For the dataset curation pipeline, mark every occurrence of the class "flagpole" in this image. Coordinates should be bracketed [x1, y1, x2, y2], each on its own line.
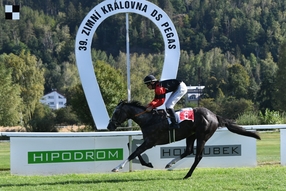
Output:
[126, 13, 132, 127]
[126, 13, 133, 172]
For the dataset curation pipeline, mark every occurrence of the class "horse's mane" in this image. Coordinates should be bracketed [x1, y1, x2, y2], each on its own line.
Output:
[122, 100, 146, 110]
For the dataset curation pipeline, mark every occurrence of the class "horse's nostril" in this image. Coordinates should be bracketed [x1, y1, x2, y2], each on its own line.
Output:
[107, 122, 117, 131]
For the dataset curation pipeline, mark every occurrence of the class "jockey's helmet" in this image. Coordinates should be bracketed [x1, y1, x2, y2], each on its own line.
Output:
[143, 75, 157, 84]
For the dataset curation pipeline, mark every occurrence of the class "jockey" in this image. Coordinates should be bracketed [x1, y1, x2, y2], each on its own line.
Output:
[143, 74, 188, 129]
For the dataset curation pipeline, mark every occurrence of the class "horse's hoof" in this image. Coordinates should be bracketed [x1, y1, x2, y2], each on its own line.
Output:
[147, 163, 153, 168]
[183, 175, 190, 179]
[112, 168, 118, 172]
[165, 164, 172, 169]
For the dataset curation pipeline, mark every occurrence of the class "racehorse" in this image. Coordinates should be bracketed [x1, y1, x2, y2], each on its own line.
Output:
[107, 100, 261, 179]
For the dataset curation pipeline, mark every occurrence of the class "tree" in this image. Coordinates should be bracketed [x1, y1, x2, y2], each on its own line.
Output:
[221, 97, 255, 120]
[54, 106, 80, 125]
[199, 98, 221, 114]
[226, 63, 250, 99]
[0, 61, 22, 126]
[274, 41, 286, 112]
[67, 60, 126, 129]
[256, 53, 278, 112]
[27, 102, 57, 132]
[130, 53, 161, 104]
[204, 76, 225, 99]
[4, 51, 45, 126]
[159, 0, 174, 17]
[94, 60, 127, 114]
[66, 84, 92, 127]
[177, 50, 194, 85]
[111, 51, 163, 105]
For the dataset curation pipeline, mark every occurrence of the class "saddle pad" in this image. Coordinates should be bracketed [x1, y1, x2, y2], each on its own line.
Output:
[175, 108, 194, 123]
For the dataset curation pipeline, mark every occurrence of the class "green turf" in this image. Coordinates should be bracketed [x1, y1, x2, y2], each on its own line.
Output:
[0, 142, 10, 170]
[257, 131, 280, 164]
[0, 166, 285, 191]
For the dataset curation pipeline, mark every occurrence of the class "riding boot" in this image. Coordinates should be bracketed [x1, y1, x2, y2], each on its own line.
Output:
[166, 108, 180, 129]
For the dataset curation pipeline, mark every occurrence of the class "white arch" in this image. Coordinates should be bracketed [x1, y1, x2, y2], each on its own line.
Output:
[75, 0, 180, 129]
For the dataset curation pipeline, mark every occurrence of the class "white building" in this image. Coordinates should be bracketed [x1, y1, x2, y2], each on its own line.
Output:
[40, 90, 66, 110]
[186, 85, 205, 102]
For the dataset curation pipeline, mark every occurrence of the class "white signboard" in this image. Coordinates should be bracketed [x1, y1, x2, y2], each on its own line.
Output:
[7, 130, 256, 175]
[75, 0, 180, 129]
[131, 131, 257, 170]
[10, 137, 130, 175]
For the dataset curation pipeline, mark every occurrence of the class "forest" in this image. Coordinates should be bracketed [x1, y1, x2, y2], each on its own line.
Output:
[1, 0, 286, 130]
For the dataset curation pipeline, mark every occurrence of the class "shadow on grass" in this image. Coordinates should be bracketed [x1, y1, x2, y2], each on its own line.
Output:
[0, 170, 185, 190]
[0, 176, 185, 188]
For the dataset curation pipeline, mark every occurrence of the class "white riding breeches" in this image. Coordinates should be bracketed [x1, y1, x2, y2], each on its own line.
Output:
[165, 82, 188, 109]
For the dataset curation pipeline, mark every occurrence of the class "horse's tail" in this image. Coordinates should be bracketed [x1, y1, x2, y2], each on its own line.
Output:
[216, 115, 261, 140]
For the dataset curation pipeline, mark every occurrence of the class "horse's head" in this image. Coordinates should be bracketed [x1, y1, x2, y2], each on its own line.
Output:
[107, 100, 147, 131]
[107, 101, 129, 131]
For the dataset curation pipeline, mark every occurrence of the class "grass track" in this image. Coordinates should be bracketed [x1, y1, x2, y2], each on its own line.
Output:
[0, 165, 285, 191]
[257, 131, 280, 164]
[0, 141, 10, 170]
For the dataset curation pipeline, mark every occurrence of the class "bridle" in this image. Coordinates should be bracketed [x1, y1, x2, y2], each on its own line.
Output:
[109, 105, 125, 126]
[109, 102, 147, 127]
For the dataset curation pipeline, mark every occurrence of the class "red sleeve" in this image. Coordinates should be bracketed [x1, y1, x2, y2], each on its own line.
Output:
[148, 85, 166, 108]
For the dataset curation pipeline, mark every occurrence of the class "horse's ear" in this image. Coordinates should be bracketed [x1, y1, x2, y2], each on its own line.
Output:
[118, 99, 127, 106]
[118, 100, 123, 105]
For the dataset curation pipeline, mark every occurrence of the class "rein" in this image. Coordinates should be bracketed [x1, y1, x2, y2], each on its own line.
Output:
[134, 110, 147, 117]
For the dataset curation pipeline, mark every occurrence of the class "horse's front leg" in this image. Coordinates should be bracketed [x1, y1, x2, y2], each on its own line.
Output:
[137, 154, 153, 168]
[112, 141, 153, 172]
[112, 159, 129, 172]
[127, 142, 153, 168]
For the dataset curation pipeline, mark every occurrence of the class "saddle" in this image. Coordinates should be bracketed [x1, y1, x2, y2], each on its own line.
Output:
[176, 108, 194, 122]
[155, 108, 194, 143]
[154, 108, 194, 123]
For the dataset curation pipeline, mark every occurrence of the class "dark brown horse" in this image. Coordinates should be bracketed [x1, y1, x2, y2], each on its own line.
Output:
[107, 100, 261, 179]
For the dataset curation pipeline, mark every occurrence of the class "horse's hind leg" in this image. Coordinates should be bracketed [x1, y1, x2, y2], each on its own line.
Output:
[183, 137, 206, 179]
[183, 122, 217, 179]
[165, 134, 196, 169]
